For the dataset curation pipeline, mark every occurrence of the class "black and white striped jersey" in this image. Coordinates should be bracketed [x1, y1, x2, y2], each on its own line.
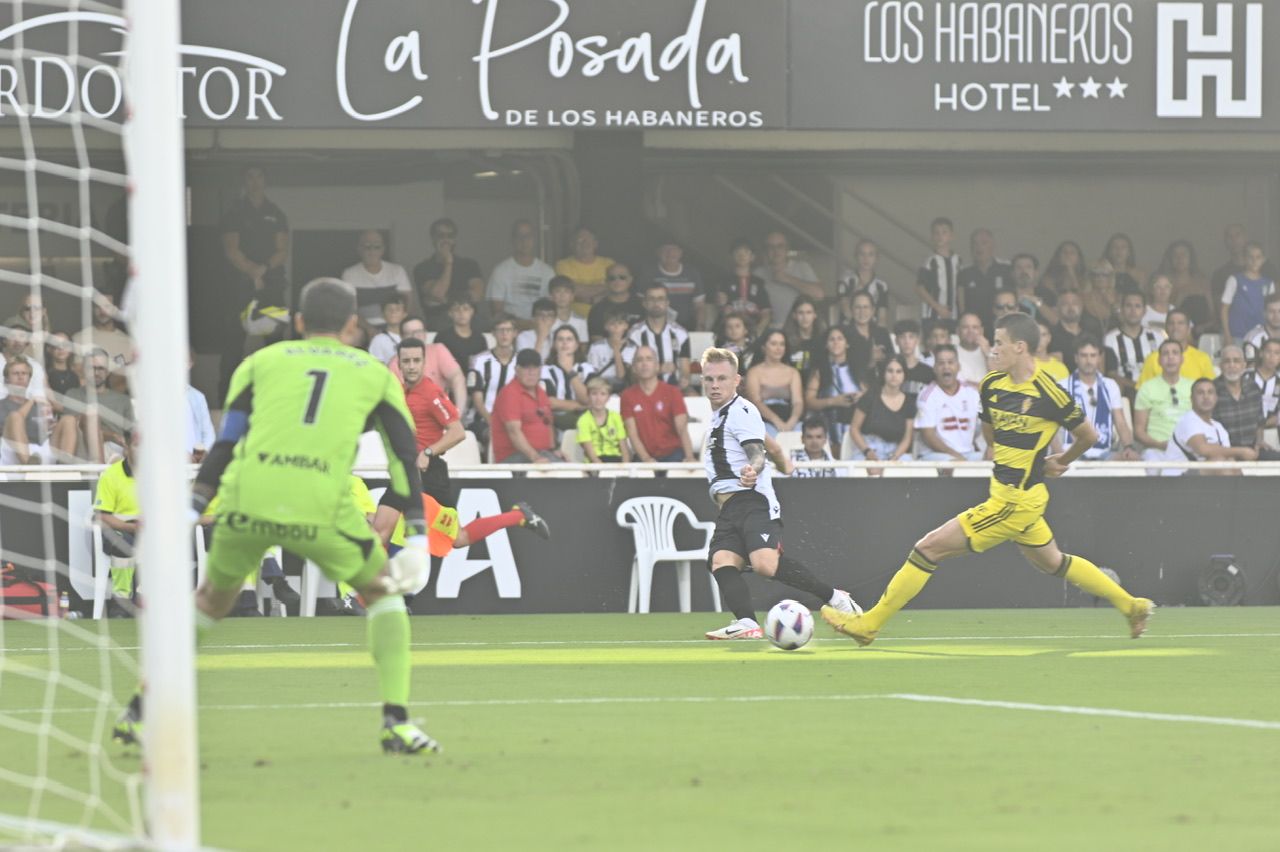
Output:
[541, 361, 593, 401]
[468, 350, 517, 412]
[704, 394, 780, 519]
[1105, 327, 1166, 383]
[917, 253, 961, 320]
[627, 319, 691, 385]
[1248, 369, 1280, 419]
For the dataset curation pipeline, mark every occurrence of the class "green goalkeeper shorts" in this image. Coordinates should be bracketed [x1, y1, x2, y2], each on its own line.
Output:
[205, 499, 387, 593]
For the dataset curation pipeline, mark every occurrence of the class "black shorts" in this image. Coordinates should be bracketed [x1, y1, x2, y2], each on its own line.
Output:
[708, 491, 783, 561]
[422, 455, 454, 508]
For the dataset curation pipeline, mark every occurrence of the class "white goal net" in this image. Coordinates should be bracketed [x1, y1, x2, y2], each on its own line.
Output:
[0, 1, 198, 848]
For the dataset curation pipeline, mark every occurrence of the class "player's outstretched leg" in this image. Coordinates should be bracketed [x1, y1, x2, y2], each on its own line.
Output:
[454, 502, 550, 548]
[364, 595, 441, 754]
[1035, 549, 1155, 638]
[705, 558, 762, 639]
[822, 548, 936, 645]
[770, 554, 860, 614]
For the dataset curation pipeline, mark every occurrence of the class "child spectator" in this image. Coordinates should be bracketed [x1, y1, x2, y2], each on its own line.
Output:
[576, 376, 630, 464]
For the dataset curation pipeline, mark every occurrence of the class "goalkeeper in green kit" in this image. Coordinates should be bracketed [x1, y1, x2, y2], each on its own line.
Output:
[114, 278, 440, 754]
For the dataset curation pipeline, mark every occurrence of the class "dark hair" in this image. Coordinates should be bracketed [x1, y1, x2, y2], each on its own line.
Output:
[893, 319, 921, 337]
[1045, 241, 1087, 290]
[923, 318, 955, 337]
[995, 312, 1040, 351]
[1264, 292, 1280, 308]
[531, 298, 556, 315]
[1158, 239, 1201, 276]
[783, 295, 826, 348]
[399, 314, 426, 331]
[801, 417, 827, 435]
[602, 309, 630, 326]
[553, 324, 581, 344]
[730, 237, 754, 254]
[1011, 252, 1039, 270]
[397, 337, 426, 355]
[448, 294, 475, 309]
[643, 282, 669, 298]
[1121, 289, 1147, 306]
[548, 275, 575, 293]
[931, 342, 958, 359]
[1166, 308, 1191, 327]
[877, 354, 909, 386]
[510, 218, 535, 240]
[1158, 338, 1184, 356]
[1260, 337, 1280, 351]
[430, 217, 458, 238]
[1103, 233, 1137, 269]
[1192, 377, 1216, 395]
[491, 314, 517, 331]
[380, 292, 407, 309]
[299, 278, 356, 334]
[809, 326, 852, 397]
[1074, 334, 1102, 354]
[930, 217, 953, 231]
[752, 329, 791, 365]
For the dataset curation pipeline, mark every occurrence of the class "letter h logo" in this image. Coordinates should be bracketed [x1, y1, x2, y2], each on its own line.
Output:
[1157, 2, 1262, 118]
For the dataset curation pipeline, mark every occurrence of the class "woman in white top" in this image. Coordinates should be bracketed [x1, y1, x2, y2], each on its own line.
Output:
[1143, 273, 1175, 333]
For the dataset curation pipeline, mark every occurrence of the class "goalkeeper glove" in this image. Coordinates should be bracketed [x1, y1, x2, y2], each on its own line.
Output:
[382, 520, 429, 595]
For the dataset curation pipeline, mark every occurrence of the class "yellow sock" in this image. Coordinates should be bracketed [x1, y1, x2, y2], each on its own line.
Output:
[1061, 555, 1134, 612]
[864, 549, 937, 629]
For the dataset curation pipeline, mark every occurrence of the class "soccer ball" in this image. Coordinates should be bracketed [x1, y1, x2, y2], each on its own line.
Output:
[765, 600, 814, 651]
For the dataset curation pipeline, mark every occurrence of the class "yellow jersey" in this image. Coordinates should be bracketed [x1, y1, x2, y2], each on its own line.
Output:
[978, 368, 1085, 505]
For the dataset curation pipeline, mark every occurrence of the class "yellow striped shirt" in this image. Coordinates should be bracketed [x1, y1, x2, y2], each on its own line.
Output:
[978, 368, 1085, 505]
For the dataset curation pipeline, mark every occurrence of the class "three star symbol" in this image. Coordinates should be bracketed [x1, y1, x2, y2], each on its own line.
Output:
[1053, 76, 1127, 100]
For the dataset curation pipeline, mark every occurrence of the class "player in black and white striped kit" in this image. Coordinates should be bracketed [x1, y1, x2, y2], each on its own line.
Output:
[700, 347, 860, 639]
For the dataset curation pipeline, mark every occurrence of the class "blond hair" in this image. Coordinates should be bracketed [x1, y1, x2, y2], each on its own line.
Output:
[700, 347, 739, 373]
[584, 375, 611, 394]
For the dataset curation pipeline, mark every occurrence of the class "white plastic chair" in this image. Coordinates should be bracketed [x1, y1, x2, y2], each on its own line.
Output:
[615, 497, 719, 614]
[773, 430, 804, 456]
[560, 429, 585, 463]
[1198, 333, 1223, 362]
[449, 430, 483, 466]
[688, 331, 715, 365]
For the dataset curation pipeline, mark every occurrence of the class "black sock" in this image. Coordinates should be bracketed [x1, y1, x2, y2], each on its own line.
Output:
[383, 703, 407, 724]
[773, 556, 835, 605]
[127, 693, 142, 719]
[711, 566, 756, 622]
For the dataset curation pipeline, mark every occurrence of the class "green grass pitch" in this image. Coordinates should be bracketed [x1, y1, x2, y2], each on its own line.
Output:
[3, 607, 1279, 851]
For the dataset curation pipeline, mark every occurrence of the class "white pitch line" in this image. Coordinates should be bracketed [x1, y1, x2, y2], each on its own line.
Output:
[6, 693, 1280, 731]
[6, 632, 1280, 654]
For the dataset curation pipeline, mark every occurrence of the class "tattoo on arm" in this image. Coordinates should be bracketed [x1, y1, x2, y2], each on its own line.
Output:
[744, 442, 767, 474]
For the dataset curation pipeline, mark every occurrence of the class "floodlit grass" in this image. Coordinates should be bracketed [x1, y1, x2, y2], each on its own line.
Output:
[3, 608, 1280, 851]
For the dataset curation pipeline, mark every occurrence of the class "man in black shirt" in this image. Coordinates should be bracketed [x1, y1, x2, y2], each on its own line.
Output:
[587, 263, 644, 340]
[434, 297, 489, 372]
[1049, 290, 1103, 374]
[413, 218, 486, 332]
[957, 228, 1011, 335]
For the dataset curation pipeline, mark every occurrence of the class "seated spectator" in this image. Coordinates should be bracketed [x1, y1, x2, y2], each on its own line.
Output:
[1144, 273, 1176, 332]
[1059, 337, 1137, 461]
[920, 319, 954, 366]
[954, 312, 991, 385]
[1243, 293, 1280, 365]
[1082, 260, 1121, 329]
[367, 293, 408, 364]
[44, 331, 80, 416]
[804, 326, 861, 450]
[991, 290, 1020, 339]
[837, 239, 889, 328]
[434, 297, 489, 372]
[715, 312, 753, 373]
[846, 290, 894, 381]
[1166, 378, 1256, 474]
[756, 230, 824, 328]
[916, 217, 960, 321]
[1247, 338, 1280, 424]
[51, 349, 132, 463]
[93, 429, 140, 615]
[643, 241, 705, 330]
[0, 360, 52, 464]
[491, 349, 562, 464]
[1137, 310, 1215, 386]
[1100, 233, 1146, 297]
[468, 316, 519, 451]
[576, 376, 630, 464]
[1105, 291, 1165, 397]
[1034, 319, 1070, 382]
[587, 310, 637, 394]
[783, 295, 824, 377]
[1220, 242, 1275, 348]
[850, 356, 916, 470]
[1010, 253, 1059, 325]
[0, 325, 46, 401]
[515, 298, 559, 362]
[547, 275, 589, 342]
[915, 344, 983, 463]
[184, 353, 215, 463]
[1212, 346, 1278, 460]
[341, 230, 413, 331]
[388, 315, 467, 413]
[1042, 240, 1087, 295]
[893, 320, 936, 395]
[541, 326, 590, 431]
[1158, 239, 1211, 328]
[72, 291, 132, 391]
[487, 219, 554, 323]
[790, 417, 844, 477]
[628, 284, 691, 390]
[1133, 340, 1194, 463]
[956, 227, 1011, 327]
[555, 225, 614, 314]
[744, 330, 804, 437]
[1048, 290, 1102, 373]
[413, 217, 485, 330]
[716, 238, 771, 336]
[621, 346, 696, 463]
[587, 263, 644, 340]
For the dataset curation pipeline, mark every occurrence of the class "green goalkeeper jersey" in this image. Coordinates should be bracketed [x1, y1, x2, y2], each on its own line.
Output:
[211, 336, 420, 526]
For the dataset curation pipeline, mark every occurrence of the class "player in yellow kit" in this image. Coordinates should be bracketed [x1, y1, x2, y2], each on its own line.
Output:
[822, 312, 1154, 645]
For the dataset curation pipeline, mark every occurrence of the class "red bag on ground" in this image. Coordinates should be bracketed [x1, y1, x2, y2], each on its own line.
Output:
[0, 562, 54, 619]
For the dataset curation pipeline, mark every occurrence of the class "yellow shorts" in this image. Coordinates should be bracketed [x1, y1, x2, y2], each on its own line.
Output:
[956, 496, 1054, 553]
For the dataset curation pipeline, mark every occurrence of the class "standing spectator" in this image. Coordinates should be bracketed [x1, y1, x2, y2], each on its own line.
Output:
[434, 297, 488, 373]
[920, 319, 954, 366]
[397, 338, 466, 509]
[184, 353, 215, 463]
[1105, 291, 1166, 397]
[644, 241, 705, 330]
[1100, 233, 1146, 296]
[487, 219, 555, 322]
[849, 355, 916, 470]
[576, 376, 630, 464]
[43, 331, 79, 416]
[1247, 338, 1280, 424]
[790, 418, 843, 477]
[367, 294, 409, 364]
[1048, 290, 1102, 373]
[1220, 242, 1275, 347]
[1243, 293, 1280, 365]
[1212, 346, 1275, 458]
[586, 310, 636, 393]
[838, 239, 890, 328]
[491, 349, 561, 463]
[992, 289, 1020, 332]
[744, 330, 804, 437]
[341, 230, 413, 331]
[0, 325, 47, 401]
[628, 284, 691, 390]
[413, 217, 485, 331]
[717, 239, 772, 335]
[1137, 310, 1215, 386]
[1158, 239, 1211, 328]
[1082, 260, 1121, 330]
[1010, 253, 1058, 325]
[715, 313, 754, 373]
[914, 344, 983, 462]
[916, 217, 960, 320]
[755, 231, 823, 325]
[1033, 319, 1070, 382]
[1042, 240, 1087, 295]
[51, 349, 132, 463]
[893, 320, 936, 395]
[555, 225, 614, 314]
[1210, 225, 1280, 313]
[957, 228, 1011, 326]
[514, 298, 559, 362]
[845, 290, 894, 382]
[0, 360, 51, 464]
[219, 166, 289, 393]
[71, 292, 132, 392]
[1143, 273, 1176, 332]
[468, 316, 519, 450]
[804, 326, 861, 451]
[1166, 379, 1256, 473]
[1059, 337, 1137, 461]
[1133, 340, 1194, 462]
[387, 316, 467, 413]
[782, 295, 824, 377]
[954, 312, 991, 386]
[621, 346, 696, 463]
[541, 326, 590, 431]
[587, 263, 645, 341]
